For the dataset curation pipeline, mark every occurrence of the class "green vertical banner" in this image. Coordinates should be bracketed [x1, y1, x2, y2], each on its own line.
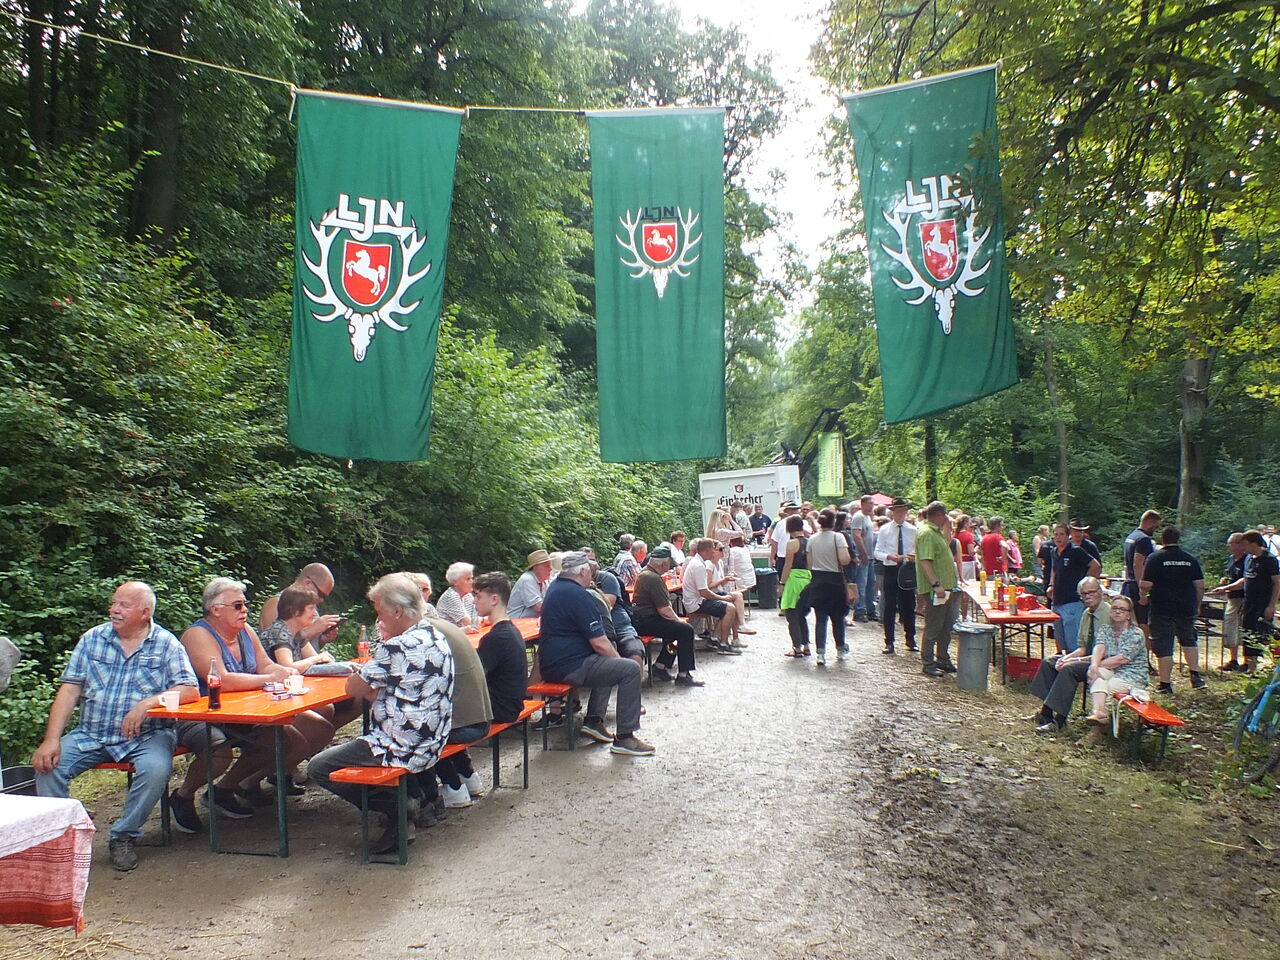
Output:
[290, 91, 463, 461]
[816, 432, 845, 500]
[588, 109, 726, 462]
[844, 65, 1017, 423]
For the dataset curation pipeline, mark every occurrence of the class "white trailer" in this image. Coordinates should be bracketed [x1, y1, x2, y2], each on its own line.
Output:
[697, 466, 802, 534]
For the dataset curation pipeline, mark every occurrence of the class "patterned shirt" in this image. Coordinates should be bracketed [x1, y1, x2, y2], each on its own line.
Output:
[359, 622, 454, 773]
[260, 619, 305, 662]
[435, 587, 475, 626]
[60, 621, 198, 759]
[1094, 623, 1148, 688]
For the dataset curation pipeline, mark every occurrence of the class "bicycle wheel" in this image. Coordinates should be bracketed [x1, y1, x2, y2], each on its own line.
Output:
[1233, 688, 1280, 783]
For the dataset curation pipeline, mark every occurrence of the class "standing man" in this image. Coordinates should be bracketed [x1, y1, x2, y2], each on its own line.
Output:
[33, 582, 199, 871]
[849, 495, 876, 622]
[1046, 523, 1102, 653]
[508, 549, 552, 620]
[769, 502, 800, 578]
[1122, 510, 1161, 638]
[1239, 531, 1280, 673]
[874, 497, 918, 654]
[630, 546, 703, 686]
[749, 503, 772, 544]
[1070, 521, 1103, 564]
[539, 552, 654, 756]
[1139, 526, 1206, 693]
[916, 501, 959, 677]
[979, 516, 1010, 579]
[1209, 533, 1248, 671]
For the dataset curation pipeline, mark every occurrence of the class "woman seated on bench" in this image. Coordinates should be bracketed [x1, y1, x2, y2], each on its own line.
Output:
[1084, 595, 1149, 724]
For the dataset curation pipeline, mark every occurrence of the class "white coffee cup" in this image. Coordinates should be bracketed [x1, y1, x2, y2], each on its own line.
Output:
[286, 675, 304, 695]
[157, 690, 179, 711]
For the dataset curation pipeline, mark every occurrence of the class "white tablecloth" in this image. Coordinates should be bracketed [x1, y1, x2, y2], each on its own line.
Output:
[0, 795, 95, 930]
[0, 794, 92, 858]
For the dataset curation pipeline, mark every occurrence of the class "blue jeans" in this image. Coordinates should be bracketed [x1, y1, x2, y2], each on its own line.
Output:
[37, 727, 177, 839]
[1052, 600, 1084, 653]
[853, 562, 875, 616]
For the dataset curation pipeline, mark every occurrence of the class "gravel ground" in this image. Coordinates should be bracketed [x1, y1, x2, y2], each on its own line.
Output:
[4, 611, 1277, 960]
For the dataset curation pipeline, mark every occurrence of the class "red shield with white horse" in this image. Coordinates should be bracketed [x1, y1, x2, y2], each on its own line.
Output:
[918, 218, 959, 283]
[342, 240, 392, 307]
[642, 222, 678, 265]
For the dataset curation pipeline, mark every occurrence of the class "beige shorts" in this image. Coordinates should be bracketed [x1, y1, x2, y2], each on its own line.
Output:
[1088, 669, 1142, 698]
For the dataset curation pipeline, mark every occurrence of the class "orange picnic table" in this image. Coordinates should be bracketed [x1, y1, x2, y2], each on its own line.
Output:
[961, 585, 1060, 683]
[148, 676, 351, 857]
[470, 617, 540, 647]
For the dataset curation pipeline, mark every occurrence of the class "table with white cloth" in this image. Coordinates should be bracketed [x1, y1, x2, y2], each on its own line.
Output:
[0, 795, 95, 931]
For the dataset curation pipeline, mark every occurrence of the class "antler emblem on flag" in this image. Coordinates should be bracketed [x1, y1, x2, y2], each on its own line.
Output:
[616, 207, 702, 298]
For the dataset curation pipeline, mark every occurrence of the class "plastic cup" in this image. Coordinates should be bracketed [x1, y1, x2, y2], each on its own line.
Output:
[158, 690, 179, 711]
[287, 675, 304, 695]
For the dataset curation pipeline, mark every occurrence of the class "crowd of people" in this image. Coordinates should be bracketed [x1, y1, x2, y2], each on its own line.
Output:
[25, 503, 1280, 872]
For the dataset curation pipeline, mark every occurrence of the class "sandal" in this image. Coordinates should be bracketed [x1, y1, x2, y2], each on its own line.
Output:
[1083, 713, 1108, 725]
[784, 649, 806, 658]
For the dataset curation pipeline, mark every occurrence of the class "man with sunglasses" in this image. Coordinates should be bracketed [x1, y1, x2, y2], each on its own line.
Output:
[258, 563, 339, 647]
[1027, 577, 1110, 733]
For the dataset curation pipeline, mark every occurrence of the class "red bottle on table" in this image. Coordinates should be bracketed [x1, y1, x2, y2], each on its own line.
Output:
[207, 657, 222, 710]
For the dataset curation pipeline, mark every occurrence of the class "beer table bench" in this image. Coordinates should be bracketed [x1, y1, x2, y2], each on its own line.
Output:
[961, 585, 1061, 684]
[148, 676, 352, 857]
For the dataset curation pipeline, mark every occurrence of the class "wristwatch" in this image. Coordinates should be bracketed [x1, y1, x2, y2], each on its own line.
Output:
[932, 581, 940, 589]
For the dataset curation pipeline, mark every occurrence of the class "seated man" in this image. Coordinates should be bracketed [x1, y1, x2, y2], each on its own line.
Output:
[424, 617, 493, 811]
[472, 572, 531, 725]
[175, 578, 329, 821]
[583, 547, 646, 668]
[309, 574, 454, 854]
[615, 540, 646, 588]
[681, 537, 743, 653]
[258, 562, 336, 639]
[630, 547, 703, 686]
[33, 581, 199, 871]
[508, 550, 553, 620]
[1028, 577, 1110, 733]
[538, 552, 654, 756]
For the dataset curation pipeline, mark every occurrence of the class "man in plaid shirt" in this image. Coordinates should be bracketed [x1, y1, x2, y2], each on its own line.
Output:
[33, 581, 199, 871]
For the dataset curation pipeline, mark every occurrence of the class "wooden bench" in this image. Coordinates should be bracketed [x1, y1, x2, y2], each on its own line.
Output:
[91, 746, 190, 845]
[329, 698, 547, 865]
[527, 681, 578, 750]
[1111, 693, 1185, 762]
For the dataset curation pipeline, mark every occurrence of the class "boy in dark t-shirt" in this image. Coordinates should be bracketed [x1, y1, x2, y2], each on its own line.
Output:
[1239, 532, 1280, 672]
[472, 572, 528, 724]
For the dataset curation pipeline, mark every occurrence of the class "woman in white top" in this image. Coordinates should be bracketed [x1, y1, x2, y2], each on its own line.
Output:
[807, 510, 855, 665]
[705, 508, 739, 546]
[436, 562, 477, 628]
[727, 533, 757, 610]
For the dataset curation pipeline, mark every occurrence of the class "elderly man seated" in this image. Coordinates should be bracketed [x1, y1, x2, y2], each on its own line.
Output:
[309, 574, 455, 854]
[539, 551, 654, 756]
[630, 546, 703, 685]
[33, 581, 199, 871]
[615, 540, 646, 588]
[508, 550, 553, 619]
[1027, 577, 1111, 733]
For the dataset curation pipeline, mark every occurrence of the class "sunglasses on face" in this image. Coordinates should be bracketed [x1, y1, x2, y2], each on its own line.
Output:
[215, 600, 249, 612]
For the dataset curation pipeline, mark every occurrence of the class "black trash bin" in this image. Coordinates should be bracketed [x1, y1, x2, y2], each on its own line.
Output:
[754, 569, 778, 609]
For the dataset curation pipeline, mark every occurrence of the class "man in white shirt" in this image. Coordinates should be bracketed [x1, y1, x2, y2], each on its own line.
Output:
[681, 538, 742, 653]
[873, 497, 918, 654]
[849, 495, 876, 622]
[769, 502, 800, 577]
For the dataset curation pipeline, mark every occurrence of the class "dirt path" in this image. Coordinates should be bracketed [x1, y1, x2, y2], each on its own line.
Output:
[4, 614, 1277, 959]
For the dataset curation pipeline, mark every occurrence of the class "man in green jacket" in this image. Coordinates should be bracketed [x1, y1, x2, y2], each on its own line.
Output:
[916, 501, 959, 678]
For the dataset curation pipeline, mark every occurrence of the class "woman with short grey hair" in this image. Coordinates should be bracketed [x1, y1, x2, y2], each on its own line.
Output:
[436, 562, 476, 627]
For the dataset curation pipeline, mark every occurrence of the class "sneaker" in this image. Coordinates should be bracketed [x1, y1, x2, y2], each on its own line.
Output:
[1189, 672, 1207, 689]
[266, 774, 305, 797]
[651, 664, 676, 683]
[413, 802, 439, 828]
[836, 645, 849, 661]
[1035, 720, 1065, 734]
[938, 661, 958, 674]
[203, 787, 254, 819]
[535, 711, 565, 730]
[236, 783, 275, 807]
[1024, 711, 1054, 724]
[610, 735, 656, 757]
[816, 652, 826, 666]
[461, 772, 486, 798]
[868, 613, 880, 622]
[168, 790, 202, 834]
[440, 782, 472, 808]
[882, 644, 895, 656]
[432, 797, 448, 820]
[906, 641, 919, 653]
[1221, 660, 1241, 672]
[369, 813, 415, 855]
[731, 640, 750, 649]
[674, 674, 705, 687]
[579, 718, 615, 743]
[737, 626, 757, 635]
[855, 612, 869, 623]
[922, 665, 944, 677]
[1157, 682, 1174, 695]
[108, 836, 138, 872]
[715, 644, 742, 656]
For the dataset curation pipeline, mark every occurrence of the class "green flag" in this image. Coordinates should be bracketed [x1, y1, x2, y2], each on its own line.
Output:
[290, 91, 462, 461]
[844, 65, 1017, 423]
[589, 109, 726, 462]
[816, 431, 845, 500]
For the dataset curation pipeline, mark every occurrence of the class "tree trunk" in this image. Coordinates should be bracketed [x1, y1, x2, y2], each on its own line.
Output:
[1177, 350, 1214, 523]
[23, 1, 49, 148]
[129, 12, 184, 241]
[923, 420, 937, 502]
[1041, 312, 1070, 522]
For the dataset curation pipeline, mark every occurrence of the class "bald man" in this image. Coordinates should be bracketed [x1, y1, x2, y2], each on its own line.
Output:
[259, 562, 336, 638]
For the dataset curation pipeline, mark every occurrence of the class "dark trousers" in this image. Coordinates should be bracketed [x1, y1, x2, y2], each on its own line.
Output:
[785, 608, 810, 650]
[632, 613, 697, 673]
[1028, 657, 1090, 717]
[310, 738, 404, 816]
[431, 722, 489, 789]
[881, 568, 917, 645]
[809, 572, 848, 652]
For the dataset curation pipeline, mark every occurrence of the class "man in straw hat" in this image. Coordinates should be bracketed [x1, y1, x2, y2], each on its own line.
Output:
[509, 549, 553, 620]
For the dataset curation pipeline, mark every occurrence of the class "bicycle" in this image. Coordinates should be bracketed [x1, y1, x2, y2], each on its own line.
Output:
[1231, 650, 1280, 783]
